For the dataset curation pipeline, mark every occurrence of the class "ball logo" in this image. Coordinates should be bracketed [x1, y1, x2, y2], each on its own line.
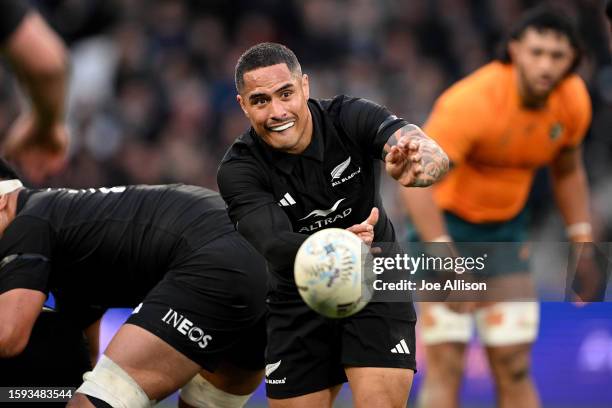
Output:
[161, 308, 212, 349]
[294, 228, 371, 318]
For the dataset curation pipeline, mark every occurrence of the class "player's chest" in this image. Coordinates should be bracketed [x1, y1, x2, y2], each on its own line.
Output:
[473, 110, 568, 168]
[270, 154, 371, 234]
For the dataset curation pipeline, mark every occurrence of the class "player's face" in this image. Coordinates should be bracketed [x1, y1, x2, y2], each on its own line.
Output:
[510, 28, 575, 101]
[238, 63, 312, 154]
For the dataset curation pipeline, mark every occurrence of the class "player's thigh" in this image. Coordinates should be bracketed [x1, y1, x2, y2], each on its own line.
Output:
[346, 366, 413, 408]
[268, 385, 342, 408]
[103, 323, 201, 400]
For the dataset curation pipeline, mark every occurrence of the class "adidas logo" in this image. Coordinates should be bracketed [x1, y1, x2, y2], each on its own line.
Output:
[391, 339, 410, 354]
[278, 193, 296, 207]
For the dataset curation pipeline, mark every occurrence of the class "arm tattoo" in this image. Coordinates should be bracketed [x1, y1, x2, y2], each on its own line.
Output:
[385, 124, 449, 187]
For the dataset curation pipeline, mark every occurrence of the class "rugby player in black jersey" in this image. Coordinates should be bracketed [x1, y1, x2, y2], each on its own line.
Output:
[0, 159, 267, 408]
[218, 42, 449, 408]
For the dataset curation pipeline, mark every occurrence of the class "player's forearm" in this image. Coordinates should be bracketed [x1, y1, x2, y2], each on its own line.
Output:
[5, 12, 69, 127]
[551, 161, 592, 241]
[384, 125, 449, 187]
[399, 186, 450, 241]
[236, 205, 308, 272]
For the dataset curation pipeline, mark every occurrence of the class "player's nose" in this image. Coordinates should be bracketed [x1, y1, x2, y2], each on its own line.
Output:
[269, 98, 288, 119]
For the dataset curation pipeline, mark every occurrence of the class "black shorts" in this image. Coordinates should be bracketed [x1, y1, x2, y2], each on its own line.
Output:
[126, 231, 268, 372]
[264, 295, 417, 399]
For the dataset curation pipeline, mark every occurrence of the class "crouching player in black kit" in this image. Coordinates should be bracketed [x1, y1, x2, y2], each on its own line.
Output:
[0, 159, 267, 408]
[218, 43, 449, 407]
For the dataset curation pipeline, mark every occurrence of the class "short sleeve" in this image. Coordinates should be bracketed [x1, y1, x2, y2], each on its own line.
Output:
[336, 97, 408, 159]
[0, 216, 53, 295]
[561, 75, 592, 149]
[423, 86, 486, 164]
[0, 0, 28, 45]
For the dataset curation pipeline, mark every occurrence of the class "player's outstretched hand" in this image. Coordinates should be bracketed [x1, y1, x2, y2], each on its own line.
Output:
[385, 124, 449, 187]
[346, 207, 379, 249]
[3, 113, 69, 183]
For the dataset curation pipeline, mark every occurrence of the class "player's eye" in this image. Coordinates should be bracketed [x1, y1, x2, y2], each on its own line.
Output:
[281, 90, 293, 98]
[531, 48, 543, 57]
[551, 51, 565, 60]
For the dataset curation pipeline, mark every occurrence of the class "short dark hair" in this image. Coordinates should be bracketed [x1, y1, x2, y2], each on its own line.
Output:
[0, 157, 20, 181]
[498, 6, 583, 73]
[234, 42, 301, 93]
[607, 0, 612, 21]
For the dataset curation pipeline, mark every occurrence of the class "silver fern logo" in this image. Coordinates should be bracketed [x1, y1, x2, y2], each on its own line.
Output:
[331, 157, 351, 180]
[266, 361, 282, 377]
[300, 198, 346, 220]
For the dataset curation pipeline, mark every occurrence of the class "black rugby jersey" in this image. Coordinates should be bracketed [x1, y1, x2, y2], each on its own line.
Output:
[0, 0, 27, 43]
[0, 184, 234, 306]
[218, 96, 408, 292]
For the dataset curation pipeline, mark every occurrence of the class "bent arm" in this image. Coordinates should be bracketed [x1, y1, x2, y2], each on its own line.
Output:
[4, 11, 68, 128]
[383, 124, 449, 187]
[236, 204, 307, 272]
[550, 147, 592, 241]
[0, 288, 45, 358]
[399, 186, 450, 242]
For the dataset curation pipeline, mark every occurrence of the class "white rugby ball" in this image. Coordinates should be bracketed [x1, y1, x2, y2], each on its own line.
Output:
[294, 228, 371, 318]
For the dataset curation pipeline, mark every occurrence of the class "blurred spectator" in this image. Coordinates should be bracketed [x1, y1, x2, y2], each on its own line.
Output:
[0, 1, 608, 238]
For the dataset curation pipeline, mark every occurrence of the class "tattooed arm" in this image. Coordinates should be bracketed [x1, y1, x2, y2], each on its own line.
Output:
[383, 124, 449, 187]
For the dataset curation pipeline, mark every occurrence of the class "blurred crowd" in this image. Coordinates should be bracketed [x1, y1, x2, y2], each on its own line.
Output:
[1, 0, 611, 238]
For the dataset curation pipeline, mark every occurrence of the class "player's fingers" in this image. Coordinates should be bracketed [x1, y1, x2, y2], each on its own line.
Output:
[370, 246, 382, 255]
[356, 231, 374, 246]
[349, 224, 374, 234]
[363, 207, 379, 227]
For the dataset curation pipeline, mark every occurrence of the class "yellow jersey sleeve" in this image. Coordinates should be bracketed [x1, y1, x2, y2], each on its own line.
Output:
[423, 81, 489, 164]
[561, 75, 592, 149]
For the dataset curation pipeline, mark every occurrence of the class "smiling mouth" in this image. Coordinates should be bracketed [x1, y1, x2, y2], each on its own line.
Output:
[268, 121, 295, 132]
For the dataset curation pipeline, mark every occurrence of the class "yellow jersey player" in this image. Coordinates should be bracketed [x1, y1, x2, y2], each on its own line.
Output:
[401, 7, 591, 408]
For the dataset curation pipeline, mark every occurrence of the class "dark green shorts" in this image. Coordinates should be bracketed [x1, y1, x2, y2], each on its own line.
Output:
[405, 210, 530, 276]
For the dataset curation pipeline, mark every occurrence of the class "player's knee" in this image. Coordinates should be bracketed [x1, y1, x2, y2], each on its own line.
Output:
[493, 349, 532, 386]
[75, 354, 154, 408]
[180, 374, 255, 408]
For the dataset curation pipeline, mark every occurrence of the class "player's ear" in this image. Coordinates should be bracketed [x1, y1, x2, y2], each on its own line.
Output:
[508, 40, 519, 62]
[302, 74, 310, 100]
[237, 95, 250, 118]
[0, 194, 8, 211]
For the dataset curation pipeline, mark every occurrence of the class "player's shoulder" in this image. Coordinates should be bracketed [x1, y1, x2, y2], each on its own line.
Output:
[446, 61, 512, 99]
[219, 129, 258, 165]
[217, 129, 268, 188]
[554, 74, 591, 114]
[316, 95, 383, 116]
[436, 62, 508, 110]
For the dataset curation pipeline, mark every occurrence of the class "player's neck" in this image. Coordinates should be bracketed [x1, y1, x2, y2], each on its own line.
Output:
[517, 77, 548, 109]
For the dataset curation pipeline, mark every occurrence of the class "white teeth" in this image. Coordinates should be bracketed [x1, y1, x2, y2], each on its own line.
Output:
[270, 122, 295, 132]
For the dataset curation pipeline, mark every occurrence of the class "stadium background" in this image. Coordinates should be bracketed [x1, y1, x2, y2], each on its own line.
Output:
[3, 0, 612, 406]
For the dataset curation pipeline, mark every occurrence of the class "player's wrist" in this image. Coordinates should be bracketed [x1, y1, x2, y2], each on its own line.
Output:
[430, 234, 452, 243]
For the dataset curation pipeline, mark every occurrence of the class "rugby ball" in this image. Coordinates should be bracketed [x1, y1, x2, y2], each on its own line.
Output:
[294, 228, 372, 318]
